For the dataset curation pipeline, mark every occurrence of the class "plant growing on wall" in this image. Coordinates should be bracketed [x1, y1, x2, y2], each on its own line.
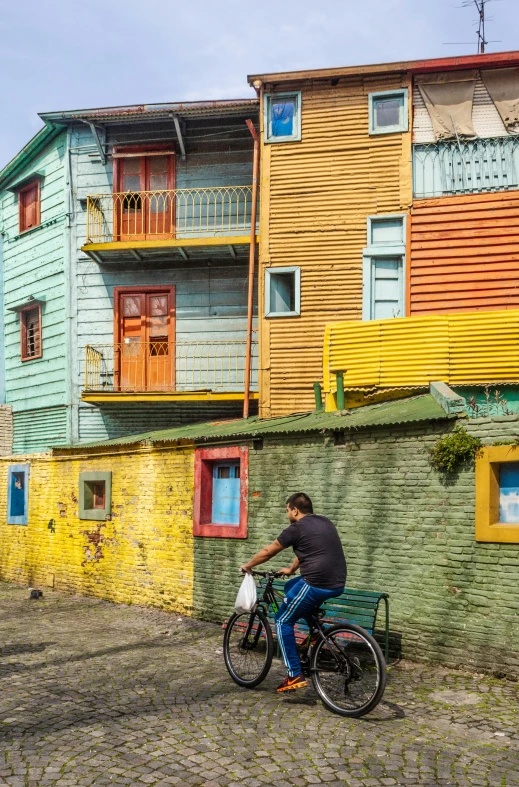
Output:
[466, 385, 513, 418]
[431, 425, 482, 474]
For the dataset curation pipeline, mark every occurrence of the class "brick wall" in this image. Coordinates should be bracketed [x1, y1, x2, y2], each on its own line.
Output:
[0, 406, 13, 456]
[2, 415, 519, 676]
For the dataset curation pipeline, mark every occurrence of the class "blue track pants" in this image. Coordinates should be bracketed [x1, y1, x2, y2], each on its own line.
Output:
[274, 576, 344, 678]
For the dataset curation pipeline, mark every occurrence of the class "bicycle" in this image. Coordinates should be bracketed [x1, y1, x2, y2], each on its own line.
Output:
[223, 570, 387, 718]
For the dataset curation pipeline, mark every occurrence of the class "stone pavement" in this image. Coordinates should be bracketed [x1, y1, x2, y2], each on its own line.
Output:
[1, 583, 519, 787]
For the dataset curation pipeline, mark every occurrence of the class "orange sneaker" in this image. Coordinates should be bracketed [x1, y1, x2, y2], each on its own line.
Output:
[276, 674, 308, 692]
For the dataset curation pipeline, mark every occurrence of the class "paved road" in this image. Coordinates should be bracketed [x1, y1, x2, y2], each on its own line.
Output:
[0, 583, 519, 787]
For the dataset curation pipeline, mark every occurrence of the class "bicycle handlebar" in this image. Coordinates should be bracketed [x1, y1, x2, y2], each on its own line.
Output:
[241, 569, 285, 579]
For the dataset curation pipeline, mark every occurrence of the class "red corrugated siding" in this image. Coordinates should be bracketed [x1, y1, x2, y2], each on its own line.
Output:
[410, 191, 519, 314]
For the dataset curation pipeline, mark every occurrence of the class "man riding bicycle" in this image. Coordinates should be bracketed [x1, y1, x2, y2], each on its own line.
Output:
[241, 492, 346, 693]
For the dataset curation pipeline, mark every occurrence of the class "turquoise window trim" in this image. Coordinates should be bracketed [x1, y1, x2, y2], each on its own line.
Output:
[368, 88, 408, 136]
[363, 214, 407, 321]
[265, 266, 301, 318]
[264, 91, 302, 143]
[7, 463, 30, 526]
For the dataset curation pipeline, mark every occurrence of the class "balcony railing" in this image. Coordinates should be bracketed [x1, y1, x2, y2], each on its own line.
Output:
[85, 186, 254, 243]
[84, 341, 258, 393]
[413, 136, 519, 198]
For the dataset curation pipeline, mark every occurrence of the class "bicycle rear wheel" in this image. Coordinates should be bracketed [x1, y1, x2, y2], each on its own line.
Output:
[223, 608, 274, 688]
[311, 622, 386, 717]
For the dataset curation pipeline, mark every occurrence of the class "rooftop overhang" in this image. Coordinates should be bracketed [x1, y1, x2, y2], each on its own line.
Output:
[248, 50, 519, 86]
[82, 391, 260, 403]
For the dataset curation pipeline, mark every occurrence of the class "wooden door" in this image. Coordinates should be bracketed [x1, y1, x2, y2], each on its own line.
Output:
[114, 149, 175, 241]
[114, 286, 175, 391]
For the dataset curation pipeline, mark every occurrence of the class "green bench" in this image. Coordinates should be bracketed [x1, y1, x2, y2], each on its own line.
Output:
[262, 580, 390, 660]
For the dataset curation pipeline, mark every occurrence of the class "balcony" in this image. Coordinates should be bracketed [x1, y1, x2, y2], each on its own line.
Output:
[82, 340, 259, 403]
[322, 310, 519, 411]
[413, 136, 519, 199]
[82, 186, 257, 264]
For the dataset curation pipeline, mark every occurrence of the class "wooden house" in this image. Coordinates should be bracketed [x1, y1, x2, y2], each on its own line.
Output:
[0, 100, 260, 451]
[248, 51, 519, 416]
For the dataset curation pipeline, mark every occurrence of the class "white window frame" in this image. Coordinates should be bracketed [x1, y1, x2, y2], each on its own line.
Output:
[362, 214, 407, 321]
[368, 89, 409, 135]
[265, 266, 301, 318]
[264, 91, 302, 143]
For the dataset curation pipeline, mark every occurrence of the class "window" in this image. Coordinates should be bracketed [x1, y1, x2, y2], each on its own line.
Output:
[363, 215, 406, 321]
[18, 180, 41, 233]
[193, 446, 248, 538]
[369, 89, 408, 135]
[20, 303, 42, 361]
[7, 464, 29, 525]
[475, 447, 519, 543]
[79, 472, 112, 521]
[264, 92, 301, 143]
[265, 267, 301, 317]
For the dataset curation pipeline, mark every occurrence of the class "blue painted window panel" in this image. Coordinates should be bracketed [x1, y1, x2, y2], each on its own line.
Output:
[212, 462, 240, 525]
[371, 258, 403, 320]
[272, 101, 295, 137]
[7, 463, 29, 525]
[271, 273, 295, 313]
[413, 137, 519, 198]
[499, 463, 519, 524]
[369, 90, 408, 135]
[265, 92, 301, 143]
[370, 219, 404, 246]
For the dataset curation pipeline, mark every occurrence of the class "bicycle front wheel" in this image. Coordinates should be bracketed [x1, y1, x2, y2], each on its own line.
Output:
[311, 622, 386, 717]
[223, 608, 274, 688]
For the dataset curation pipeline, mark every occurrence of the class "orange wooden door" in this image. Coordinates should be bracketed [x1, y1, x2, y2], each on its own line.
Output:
[114, 150, 175, 241]
[118, 157, 145, 240]
[115, 287, 175, 392]
[145, 155, 175, 239]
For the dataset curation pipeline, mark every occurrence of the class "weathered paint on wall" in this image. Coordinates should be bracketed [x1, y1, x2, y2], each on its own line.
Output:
[258, 74, 412, 417]
[3, 413, 519, 675]
[0, 446, 195, 610]
[410, 191, 519, 314]
[0, 131, 69, 450]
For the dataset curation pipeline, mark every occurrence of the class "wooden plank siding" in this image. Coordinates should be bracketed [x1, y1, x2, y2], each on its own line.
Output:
[410, 191, 519, 314]
[259, 75, 412, 416]
[0, 131, 70, 451]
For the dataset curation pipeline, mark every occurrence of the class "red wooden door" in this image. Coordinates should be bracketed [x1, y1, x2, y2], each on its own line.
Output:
[114, 286, 175, 391]
[114, 149, 175, 241]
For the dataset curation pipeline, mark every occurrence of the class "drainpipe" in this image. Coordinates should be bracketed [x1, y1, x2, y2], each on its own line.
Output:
[243, 119, 259, 420]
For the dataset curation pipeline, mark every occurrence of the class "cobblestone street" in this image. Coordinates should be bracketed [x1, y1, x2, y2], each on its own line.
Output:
[1, 583, 519, 787]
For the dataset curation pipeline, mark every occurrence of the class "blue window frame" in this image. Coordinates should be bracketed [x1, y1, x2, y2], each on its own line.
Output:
[369, 89, 408, 135]
[265, 266, 301, 317]
[264, 92, 302, 143]
[7, 463, 29, 525]
[211, 462, 241, 525]
[363, 215, 407, 321]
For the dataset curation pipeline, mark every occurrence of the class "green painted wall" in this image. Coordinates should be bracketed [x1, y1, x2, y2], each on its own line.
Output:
[192, 416, 519, 676]
[0, 131, 69, 451]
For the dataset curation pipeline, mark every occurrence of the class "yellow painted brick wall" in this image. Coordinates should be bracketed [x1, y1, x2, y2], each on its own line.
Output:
[0, 446, 195, 613]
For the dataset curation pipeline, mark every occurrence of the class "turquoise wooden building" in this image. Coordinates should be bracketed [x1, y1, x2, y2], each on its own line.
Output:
[0, 99, 259, 453]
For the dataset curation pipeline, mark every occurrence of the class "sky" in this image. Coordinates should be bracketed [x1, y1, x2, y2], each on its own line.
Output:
[0, 0, 517, 168]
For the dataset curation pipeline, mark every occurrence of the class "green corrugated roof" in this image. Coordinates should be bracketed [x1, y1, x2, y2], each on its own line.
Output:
[54, 394, 451, 454]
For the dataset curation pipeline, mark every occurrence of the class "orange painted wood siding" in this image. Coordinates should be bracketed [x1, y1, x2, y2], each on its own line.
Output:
[259, 75, 412, 417]
[410, 191, 519, 315]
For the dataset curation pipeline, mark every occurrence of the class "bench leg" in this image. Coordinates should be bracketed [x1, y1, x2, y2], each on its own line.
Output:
[383, 597, 389, 662]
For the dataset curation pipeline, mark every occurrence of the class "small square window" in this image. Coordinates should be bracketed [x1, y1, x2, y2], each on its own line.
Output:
[18, 180, 41, 233]
[193, 447, 248, 538]
[79, 472, 112, 521]
[264, 92, 301, 143]
[369, 89, 408, 135]
[265, 267, 301, 318]
[476, 447, 519, 542]
[20, 304, 42, 362]
[7, 464, 29, 525]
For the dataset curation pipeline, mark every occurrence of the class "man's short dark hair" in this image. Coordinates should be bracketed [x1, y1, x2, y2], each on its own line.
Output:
[286, 492, 313, 514]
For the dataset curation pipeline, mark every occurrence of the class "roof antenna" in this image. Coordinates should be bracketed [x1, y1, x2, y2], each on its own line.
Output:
[444, 0, 501, 54]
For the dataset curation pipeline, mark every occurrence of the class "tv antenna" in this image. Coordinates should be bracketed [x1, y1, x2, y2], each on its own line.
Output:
[444, 0, 501, 54]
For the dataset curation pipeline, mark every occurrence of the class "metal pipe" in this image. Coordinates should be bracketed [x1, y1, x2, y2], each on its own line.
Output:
[243, 119, 259, 419]
[313, 382, 323, 412]
[335, 371, 345, 411]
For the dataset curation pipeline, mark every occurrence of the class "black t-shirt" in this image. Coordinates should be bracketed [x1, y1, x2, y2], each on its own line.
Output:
[277, 514, 347, 589]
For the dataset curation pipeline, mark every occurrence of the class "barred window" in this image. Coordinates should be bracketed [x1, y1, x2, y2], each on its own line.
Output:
[20, 304, 42, 361]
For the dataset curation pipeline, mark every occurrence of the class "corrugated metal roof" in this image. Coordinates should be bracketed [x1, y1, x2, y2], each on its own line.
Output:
[40, 99, 259, 126]
[53, 395, 451, 453]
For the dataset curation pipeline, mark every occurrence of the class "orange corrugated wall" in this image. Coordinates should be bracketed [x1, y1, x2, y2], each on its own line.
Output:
[410, 191, 519, 315]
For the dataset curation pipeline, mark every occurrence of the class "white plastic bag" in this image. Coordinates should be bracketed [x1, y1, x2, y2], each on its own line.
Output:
[234, 573, 257, 614]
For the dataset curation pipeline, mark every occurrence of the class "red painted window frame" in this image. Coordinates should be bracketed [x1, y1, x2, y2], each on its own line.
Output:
[18, 179, 41, 233]
[20, 303, 42, 362]
[193, 446, 248, 538]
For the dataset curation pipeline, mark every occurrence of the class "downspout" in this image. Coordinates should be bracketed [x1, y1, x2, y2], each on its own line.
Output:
[243, 119, 259, 420]
[0, 233, 5, 404]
